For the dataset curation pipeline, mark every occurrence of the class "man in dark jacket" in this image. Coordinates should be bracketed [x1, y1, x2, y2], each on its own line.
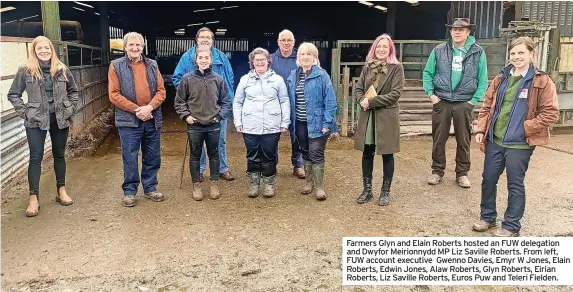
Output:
[422, 18, 489, 189]
[271, 29, 305, 179]
[109, 32, 166, 207]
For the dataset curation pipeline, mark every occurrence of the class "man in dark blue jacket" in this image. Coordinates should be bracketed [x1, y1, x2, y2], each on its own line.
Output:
[271, 29, 305, 179]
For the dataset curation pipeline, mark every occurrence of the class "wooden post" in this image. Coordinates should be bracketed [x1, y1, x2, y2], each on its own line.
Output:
[341, 67, 350, 137]
[41, 1, 61, 41]
[331, 47, 341, 124]
[515, 1, 523, 21]
[331, 48, 341, 98]
[548, 28, 561, 83]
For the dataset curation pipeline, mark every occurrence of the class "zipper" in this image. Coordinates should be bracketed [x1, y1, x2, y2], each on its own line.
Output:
[489, 77, 508, 142]
[501, 76, 529, 144]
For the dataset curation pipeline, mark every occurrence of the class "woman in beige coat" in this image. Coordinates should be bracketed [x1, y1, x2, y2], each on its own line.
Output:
[353, 34, 404, 206]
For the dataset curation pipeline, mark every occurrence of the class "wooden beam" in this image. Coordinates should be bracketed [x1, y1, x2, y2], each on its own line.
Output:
[341, 67, 350, 137]
[515, 1, 523, 21]
[41, 1, 61, 41]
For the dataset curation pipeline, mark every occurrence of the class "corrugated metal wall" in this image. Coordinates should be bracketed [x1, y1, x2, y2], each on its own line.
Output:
[449, 1, 504, 39]
[1, 37, 109, 186]
[522, 1, 573, 36]
[155, 37, 250, 57]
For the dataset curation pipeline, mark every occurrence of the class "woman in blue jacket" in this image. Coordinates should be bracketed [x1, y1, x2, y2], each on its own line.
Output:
[286, 42, 338, 201]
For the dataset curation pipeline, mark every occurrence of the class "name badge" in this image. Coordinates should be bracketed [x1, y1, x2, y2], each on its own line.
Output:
[518, 89, 528, 99]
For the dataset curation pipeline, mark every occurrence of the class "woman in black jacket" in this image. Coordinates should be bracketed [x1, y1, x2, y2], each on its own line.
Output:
[8, 36, 79, 217]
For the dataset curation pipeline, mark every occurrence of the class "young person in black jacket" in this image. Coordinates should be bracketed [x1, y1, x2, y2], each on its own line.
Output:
[174, 45, 232, 201]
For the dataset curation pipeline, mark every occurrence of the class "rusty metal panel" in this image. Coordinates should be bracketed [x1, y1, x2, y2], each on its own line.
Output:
[523, 1, 573, 36]
[1, 115, 52, 185]
[449, 1, 503, 39]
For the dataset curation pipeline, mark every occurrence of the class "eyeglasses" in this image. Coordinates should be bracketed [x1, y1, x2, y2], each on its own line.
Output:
[253, 58, 267, 63]
[198, 36, 213, 40]
[279, 39, 294, 43]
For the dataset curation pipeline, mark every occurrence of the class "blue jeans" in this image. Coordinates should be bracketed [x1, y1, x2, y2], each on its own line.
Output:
[200, 118, 229, 174]
[276, 132, 303, 168]
[290, 132, 303, 168]
[480, 141, 534, 233]
[118, 120, 161, 196]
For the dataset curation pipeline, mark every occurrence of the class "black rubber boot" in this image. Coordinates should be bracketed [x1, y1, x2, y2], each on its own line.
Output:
[378, 177, 392, 206]
[356, 177, 373, 204]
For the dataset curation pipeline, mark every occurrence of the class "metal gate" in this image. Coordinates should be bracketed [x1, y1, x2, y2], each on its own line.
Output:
[331, 39, 508, 136]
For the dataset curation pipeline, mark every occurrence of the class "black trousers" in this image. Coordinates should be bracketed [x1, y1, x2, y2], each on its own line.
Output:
[295, 121, 327, 164]
[25, 113, 69, 194]
[361, 144, 394, 179]
[188, 122, 220, 183]
[243, 133, 281, 177]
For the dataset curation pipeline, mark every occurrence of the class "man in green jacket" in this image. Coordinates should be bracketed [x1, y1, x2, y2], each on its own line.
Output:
[422, 18, 489, 188]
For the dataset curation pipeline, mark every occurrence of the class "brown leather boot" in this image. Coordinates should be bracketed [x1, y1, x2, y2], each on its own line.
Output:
[26, 192, 40, 217]
[220, 171, 235, 181]
[122, 195, 135, 207]
[192, 182, 203, 201]
[55, 186, 73, 206]
[292, 167, 305, 179]
[210, 180, 220, 200]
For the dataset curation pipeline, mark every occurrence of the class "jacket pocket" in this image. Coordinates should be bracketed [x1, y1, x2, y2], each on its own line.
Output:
[25, 76, 39, 101]
[311, 110, 324, 132]
[242, 108, 258, 132]
[25, 102, 42, 124]
[63, 100, 74, 119]
[264, 108, 282, 132]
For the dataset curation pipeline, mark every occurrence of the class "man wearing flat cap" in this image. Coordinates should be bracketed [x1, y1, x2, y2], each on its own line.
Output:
[423, 18, 489, 188]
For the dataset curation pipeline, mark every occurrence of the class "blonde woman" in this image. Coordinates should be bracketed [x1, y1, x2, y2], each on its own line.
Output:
[8, 36, 79, 217]
[286, 42, 338, 200]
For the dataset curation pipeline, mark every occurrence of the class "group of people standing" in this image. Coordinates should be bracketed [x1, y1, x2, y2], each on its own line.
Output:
[8, 18, 560, 238]
[172, 28, 338, 201]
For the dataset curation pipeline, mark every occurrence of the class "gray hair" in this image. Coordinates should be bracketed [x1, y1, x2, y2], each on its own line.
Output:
[296, 42, 320, 67]
[278, 29, 295, 41]
[248, 47, 272, 70]
[123, 32, 145, 49]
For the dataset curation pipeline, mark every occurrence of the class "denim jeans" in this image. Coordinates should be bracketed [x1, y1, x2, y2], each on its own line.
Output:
[295, 121, 327, 164]
[118, 120, 161, 196]
[189, 122, 220, 182]
[26, 113, 69, 194]
[290, 132, 303, 168]
[200, 118, 228, 174]
[276, 131, 303, 168]
[480, 141, 534, 233]
[243, 133, 281, 177]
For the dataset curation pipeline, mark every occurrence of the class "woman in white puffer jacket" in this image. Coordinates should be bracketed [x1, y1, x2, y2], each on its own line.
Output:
[233, 47, 290, 198]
